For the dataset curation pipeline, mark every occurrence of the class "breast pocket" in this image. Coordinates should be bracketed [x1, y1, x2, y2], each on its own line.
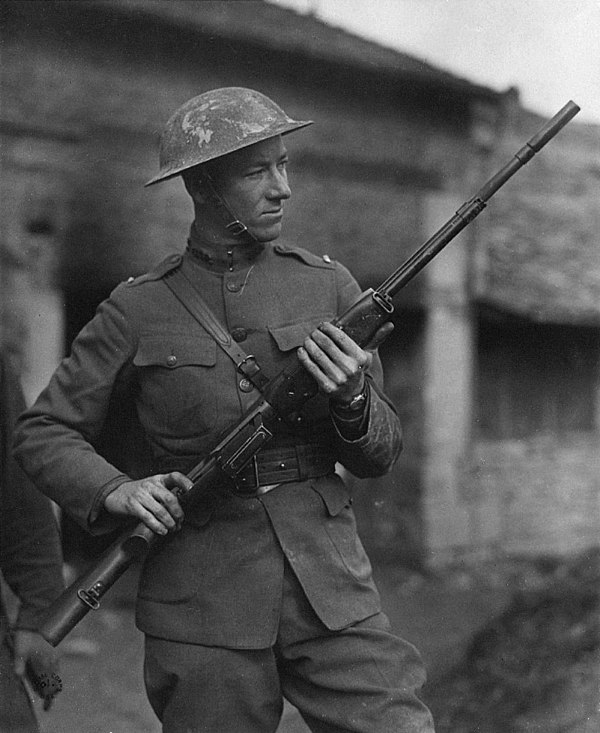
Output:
[268, 317, 334, 354]
[267, 318, 335, 423]
[133, 332, 219, 440]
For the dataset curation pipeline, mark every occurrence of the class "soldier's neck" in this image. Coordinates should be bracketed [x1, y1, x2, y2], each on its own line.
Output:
[187, 221, 265, 272]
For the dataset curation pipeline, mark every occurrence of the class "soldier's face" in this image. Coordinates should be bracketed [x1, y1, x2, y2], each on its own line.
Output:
[210, 136, 291, 242]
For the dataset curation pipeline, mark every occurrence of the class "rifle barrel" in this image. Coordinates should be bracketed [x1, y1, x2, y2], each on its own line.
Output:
[378, 100, 580, 299]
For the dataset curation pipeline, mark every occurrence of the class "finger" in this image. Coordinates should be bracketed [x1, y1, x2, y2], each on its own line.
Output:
[129, 483, 179, 533]
[159, 474, 188, 524]
[133, 501, 174, 536]
[156, 494, 184, 530]
[146, 492, 181, 530]
[308, 331, 359, 375]
[299, 345, 366, 405]
[310, 333, 372, 385]
[309, 328, 347, 363]
[163, 471, 193, 499]
[317, 322, 365, 359]
[302, 338, 348, 385]
[297, 346, 340, 394]
[314, 325, 372, 374]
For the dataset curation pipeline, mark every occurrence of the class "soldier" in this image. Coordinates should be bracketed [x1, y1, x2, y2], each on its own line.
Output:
[14, 88, 434, 732]
[1, 349, 63, 731]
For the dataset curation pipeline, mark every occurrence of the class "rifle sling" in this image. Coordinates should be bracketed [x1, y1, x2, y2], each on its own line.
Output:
[163, 268, 271, 392]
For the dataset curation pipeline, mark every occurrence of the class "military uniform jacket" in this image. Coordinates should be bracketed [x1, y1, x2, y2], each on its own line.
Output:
[14, 242, 402, 648]
[1, 351, 63, 636]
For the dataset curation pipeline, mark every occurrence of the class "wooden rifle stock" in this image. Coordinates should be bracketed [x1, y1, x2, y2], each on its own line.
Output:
[39, 101, 580, 646]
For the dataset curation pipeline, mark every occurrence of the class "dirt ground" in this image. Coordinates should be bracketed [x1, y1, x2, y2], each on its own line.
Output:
[30, 550, 598, 733]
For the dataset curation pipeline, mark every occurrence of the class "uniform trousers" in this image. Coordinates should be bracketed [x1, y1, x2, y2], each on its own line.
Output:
[144, 559, 434, 733]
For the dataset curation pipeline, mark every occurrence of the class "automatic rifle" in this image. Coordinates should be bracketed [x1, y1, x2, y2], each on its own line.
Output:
[39, 100, 580, 646]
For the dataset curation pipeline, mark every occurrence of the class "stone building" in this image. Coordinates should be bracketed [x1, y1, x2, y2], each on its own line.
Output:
[1, 0, 598, 567]
[466, 104, 600, 559]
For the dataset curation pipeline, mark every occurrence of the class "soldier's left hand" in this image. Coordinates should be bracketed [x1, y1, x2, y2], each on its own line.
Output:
[298, 321, 393, 404]
[13, 629, 58, 679]
[13, 630, 62, 708]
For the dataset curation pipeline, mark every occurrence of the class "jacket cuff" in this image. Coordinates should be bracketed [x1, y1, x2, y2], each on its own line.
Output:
[88, 475, 131, 534]
[330, 383, 371, 441]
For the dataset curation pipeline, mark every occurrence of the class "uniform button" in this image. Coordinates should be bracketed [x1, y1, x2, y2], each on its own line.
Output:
[167, 355, 177, 367]
[239, 378, 254, 392]
[227, 282, 242, 293]
[231, 327, 248, 342]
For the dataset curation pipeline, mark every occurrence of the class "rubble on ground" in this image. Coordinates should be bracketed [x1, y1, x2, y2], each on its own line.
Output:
[425, 548, 600, 733]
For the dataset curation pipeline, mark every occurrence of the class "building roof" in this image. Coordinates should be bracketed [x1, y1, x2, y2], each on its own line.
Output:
[101, 0, 498, 99]
[477, 117, 600, 326]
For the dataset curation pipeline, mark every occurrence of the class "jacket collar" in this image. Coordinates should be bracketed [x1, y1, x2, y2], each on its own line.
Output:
[187, 223, 265, 272]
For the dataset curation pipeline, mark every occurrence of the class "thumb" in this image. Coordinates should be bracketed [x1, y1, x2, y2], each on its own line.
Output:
[366, 322, 394, 351]
[163, 471, 194, 496]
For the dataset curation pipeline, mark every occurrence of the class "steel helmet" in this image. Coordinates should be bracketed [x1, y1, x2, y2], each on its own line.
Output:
[145, 87, 312, 186]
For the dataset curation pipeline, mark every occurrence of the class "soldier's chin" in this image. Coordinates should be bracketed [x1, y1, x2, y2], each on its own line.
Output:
[251, 223, 283, 242]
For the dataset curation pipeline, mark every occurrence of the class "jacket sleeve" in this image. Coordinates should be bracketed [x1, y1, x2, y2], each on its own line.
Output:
[329, 263, 402, 478]
[12, 292, 135, 532]
[1, 352, 64, 629]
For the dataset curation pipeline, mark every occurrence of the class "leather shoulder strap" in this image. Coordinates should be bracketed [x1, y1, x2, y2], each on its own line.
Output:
[163, 268, 270, 392]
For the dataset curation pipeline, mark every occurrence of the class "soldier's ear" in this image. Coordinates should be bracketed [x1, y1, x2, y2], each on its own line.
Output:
[182, 173, 210, 205]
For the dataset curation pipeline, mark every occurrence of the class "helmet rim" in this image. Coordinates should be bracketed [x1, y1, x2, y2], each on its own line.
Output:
[145, 87, 312, 187]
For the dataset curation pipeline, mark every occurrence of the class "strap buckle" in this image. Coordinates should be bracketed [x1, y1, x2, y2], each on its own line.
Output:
[237, 355, 270, 390]
[237, 354, 260, 377]
[226, 219, 249, 237]
[77, 582, 104, 610]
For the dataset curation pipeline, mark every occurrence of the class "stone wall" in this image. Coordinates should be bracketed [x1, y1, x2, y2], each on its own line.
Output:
[465, 435, 600, 556]
[458, 102, 600, 562]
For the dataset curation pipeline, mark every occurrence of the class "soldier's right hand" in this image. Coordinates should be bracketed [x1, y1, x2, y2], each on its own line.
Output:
[103, 472, 190, 535]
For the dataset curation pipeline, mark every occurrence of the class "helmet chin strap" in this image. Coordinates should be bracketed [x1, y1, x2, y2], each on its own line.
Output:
[195, 170, 258, 245]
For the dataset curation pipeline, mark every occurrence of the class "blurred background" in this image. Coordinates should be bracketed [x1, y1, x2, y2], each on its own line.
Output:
[1, 1, 598, 731]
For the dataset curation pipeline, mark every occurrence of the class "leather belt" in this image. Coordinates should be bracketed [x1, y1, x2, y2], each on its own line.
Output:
[233, 444, 335, 494]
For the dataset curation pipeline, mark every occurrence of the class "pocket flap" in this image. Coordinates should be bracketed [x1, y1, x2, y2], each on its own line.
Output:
[134, 334, 217, 368]
[268, 318, 331, 352]
[311, 474, 351, 517]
